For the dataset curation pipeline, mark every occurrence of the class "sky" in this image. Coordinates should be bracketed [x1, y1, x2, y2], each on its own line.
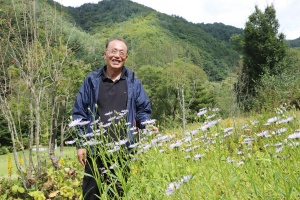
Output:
[57, 0, 299, 40]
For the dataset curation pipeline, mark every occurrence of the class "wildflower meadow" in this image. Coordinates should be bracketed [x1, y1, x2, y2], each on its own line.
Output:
[1, 106, 300, 199]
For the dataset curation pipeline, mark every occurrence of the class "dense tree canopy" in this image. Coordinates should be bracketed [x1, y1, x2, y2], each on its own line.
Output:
[237, 4, 287, 109]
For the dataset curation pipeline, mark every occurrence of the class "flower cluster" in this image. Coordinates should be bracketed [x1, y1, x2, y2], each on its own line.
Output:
[165, 175, 193, 195]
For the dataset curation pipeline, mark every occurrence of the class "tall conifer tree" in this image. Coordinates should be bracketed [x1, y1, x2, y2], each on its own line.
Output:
[237, 4, 287, 109]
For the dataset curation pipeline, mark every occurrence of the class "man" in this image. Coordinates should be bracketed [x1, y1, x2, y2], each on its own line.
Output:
[72, 38, 152, 199]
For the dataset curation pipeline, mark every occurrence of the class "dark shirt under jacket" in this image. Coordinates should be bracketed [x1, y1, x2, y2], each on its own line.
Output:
[97, 67, 127, 141]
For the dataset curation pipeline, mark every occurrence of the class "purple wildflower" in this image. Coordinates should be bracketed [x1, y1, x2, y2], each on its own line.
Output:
[68, 119, 82, 127]
[197, 108, 207, 116]
[65, 139, 76, 145]
[267, 116, 278, 123]
[288, 131, 300, 139]
[105, 111, 113, 116]
[128, 143, 139, 148]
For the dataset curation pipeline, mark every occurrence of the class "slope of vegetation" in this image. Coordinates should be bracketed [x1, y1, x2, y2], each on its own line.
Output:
[49, 0, 242, 81]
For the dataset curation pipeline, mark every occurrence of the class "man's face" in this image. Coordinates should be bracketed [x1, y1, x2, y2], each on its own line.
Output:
[104, 40, 128, 71]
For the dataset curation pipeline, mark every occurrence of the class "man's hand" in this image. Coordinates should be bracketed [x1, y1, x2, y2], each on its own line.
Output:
[77, 148, 87, 166]
[152, 126, 159, 132]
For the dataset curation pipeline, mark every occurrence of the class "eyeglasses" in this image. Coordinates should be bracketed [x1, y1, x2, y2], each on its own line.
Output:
[106, 49, 127, 57]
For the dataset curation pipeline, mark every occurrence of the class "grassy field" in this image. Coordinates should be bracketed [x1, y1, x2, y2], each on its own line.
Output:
[1, 108, 300, 199]
[124, 108, 300, 199]
[0, 147, 78, 178]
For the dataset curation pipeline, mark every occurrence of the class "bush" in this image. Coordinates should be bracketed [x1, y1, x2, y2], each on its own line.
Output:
[0, 146, 13, 155]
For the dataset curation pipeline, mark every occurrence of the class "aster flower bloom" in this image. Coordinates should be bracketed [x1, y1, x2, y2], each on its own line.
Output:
[109, 163, 118, 169]
[114, 139, 128, 146]
[108, 146, 120, 153]
[121, 109, 129, 114]
[207, 114, 216, 119]
[169, 182, 181, 189]
[105, 111, 113, 116]
[128, 143, 139, 148]
[267, 116, 278, 123]
[166, 188, 175, 195]
[108, 116, 116, 122]
[65, 139, 77, 145]
[166, 175, 193, 195]
[244, 137, 254, 142]
[125, 122, 131, 126]
[227, 157, 235, 163]
[275, 146, 283, 153]
[68, 118, 82, 127]
[83, 140, 101, 146]
[181, 175, 193, 183]
[141, 119, 156, 125]
[242, 124, 249, 129]
[129, 127, 136, 131]
[83, 132, 94, 138]
[277, 117, 294, 124]
[257, 130, 270, 137]
[89, 120, 99, 126]
[276, 127, 287, 134]
[170, 140, 183, 148]
[201, 119, 221, 131]
[142, 129, 148, 135]
[251, 120, 259, 125]
[99, 167, 107, 174]
[288, 142, 300, 147]
[224, 127, 234, 133]
[78, 120, 91, 126]
[224, 132, 232, 138]
[237, 161, 244, 166]
[212, 107, 220, 112]
[236, 151, 243, 155]
[288, 131, 300, 139]
[103, 122, 111, 127]
[143, 143, 152, 151]
[274, 142, 283, 147]
[184, 136, 192, 143]
[194, 154, 205, 160]
[197, 108, 207, 116]
[116, 115, 123, 120]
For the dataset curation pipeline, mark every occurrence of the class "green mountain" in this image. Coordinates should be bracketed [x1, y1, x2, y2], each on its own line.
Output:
[287, 37, 300, 48]
[48, 0, 242, 81]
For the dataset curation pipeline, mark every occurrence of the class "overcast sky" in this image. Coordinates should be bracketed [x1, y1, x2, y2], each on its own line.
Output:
[57, 0, 299, 40]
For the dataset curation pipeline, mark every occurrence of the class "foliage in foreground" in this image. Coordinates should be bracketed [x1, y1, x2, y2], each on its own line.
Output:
[1, 106, 300, 199]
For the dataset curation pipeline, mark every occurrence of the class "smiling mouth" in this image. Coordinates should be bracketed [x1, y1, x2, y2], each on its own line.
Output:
[112, 60, 121, 64]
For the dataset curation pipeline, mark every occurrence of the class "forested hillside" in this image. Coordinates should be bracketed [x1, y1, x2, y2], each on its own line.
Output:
[48, 0, 242, 81]
[288, 37, 300, 48]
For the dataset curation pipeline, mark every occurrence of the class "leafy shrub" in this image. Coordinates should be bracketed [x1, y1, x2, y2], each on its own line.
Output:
[0, 146, 13, 155]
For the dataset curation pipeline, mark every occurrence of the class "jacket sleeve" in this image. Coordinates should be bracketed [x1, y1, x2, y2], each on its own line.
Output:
[134, 78, 151, 129]
[72, 76, 91, 147]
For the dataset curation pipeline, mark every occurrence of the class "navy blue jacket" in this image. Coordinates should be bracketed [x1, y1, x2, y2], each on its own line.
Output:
[72, 66, 151, 147]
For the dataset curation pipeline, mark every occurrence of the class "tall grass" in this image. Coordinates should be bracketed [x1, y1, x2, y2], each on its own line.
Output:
[1, 107, 299, 199]
[126, 107, 300, 199]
